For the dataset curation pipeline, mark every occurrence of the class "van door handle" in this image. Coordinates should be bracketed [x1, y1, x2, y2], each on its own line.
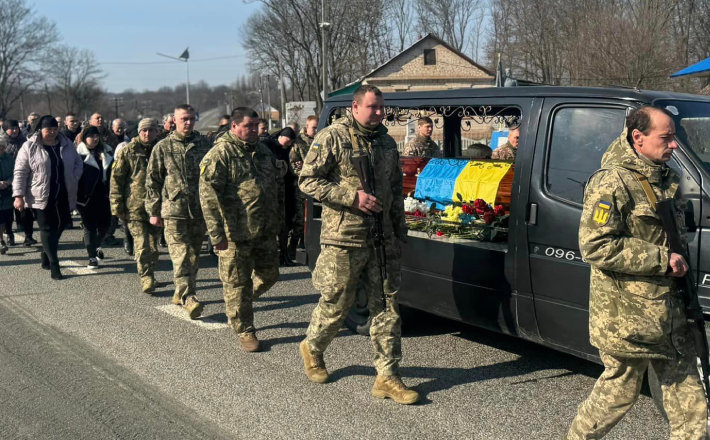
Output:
[529, 203, 538, 225]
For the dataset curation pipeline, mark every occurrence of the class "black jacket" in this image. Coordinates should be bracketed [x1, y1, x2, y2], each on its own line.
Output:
[76, 143, 113, 207]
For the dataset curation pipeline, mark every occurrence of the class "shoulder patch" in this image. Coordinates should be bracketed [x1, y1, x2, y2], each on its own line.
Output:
[200, 158, 211, 175]
[592, 200, 612, 226]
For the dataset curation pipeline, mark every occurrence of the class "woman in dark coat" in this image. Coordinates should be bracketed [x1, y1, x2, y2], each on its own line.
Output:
[75, 126, 113, 269]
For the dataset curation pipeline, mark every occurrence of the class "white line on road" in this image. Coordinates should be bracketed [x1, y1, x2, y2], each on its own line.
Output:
[155, 305, 229, 330]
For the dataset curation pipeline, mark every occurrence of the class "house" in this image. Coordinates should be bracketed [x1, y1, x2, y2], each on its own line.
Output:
[330, 33, 495, 96]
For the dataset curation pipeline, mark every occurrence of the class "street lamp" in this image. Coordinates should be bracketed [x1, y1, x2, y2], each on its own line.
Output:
[157, 47, 190, 104]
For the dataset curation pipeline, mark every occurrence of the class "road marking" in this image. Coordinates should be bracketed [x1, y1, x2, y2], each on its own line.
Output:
[155, 305, 229, 330]
[63, 260, 100, 276]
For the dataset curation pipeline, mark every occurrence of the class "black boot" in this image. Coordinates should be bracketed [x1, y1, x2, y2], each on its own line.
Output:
[6, 233, 15, 246]
[40, 252, 50, 270]
[50, 262, 63, 280]
[124, 237, 134, 256]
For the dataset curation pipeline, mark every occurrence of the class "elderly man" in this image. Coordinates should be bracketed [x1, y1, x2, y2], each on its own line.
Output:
[61, 113, 81, 143]
[25, 112, 39, 136]
[146, 104, 212, 319]
[298, 85, 418, 404]
[403, 117, 439, 157]
[491, 125, 520, 161]
[89, 113, 118, 148]
[112, 118, 129, 144]
[566, 106, 707, 439]
[157, 114, 175, 141]
[111, 118, 162, 293]
[200, 107, 283, 352]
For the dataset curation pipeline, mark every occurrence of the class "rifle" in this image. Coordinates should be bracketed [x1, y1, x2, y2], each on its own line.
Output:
[656, 198, 710, 403]
[351, 154, 387, 310]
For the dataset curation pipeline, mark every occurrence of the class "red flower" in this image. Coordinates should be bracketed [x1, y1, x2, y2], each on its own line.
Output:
[483, 211, 496, 225]
[473, 199, 487, 210]
[494, 205, 506, 216]
[461, 204, 475, 215]
[436, 230, 444, 237]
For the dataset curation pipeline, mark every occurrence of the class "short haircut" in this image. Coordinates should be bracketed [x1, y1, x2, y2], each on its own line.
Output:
[625, 106, 673, 146]
[230, 107, 259, 124]
[65, 112, 76, 118]
[219, 114, 230, 122]
[28, 112, 40, 118]
[468, 143, 493, 159]
[353, 84, 383, 103]
[164, 113, 174, 122]
[306, 115, 318, 123]
[258, 119, 267, 126]
[174, 104, 195, 113]
[418, 117, 433, 126]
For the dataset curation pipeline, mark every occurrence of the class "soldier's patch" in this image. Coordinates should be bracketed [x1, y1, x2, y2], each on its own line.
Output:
[311, 143, 320, 150]
[200, 158, 211, 175]
[592, 200, 612, 226]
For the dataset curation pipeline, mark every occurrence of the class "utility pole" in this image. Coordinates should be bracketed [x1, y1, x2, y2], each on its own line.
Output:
[278, 57, 286, 127]
[265, 75, 272, 130]
[111, 96, 123, 119]
[258, 75, 265, 122]
[320, 0, 330, 106]
[44, 83, 52, 115]
[19, 78, 25, 118]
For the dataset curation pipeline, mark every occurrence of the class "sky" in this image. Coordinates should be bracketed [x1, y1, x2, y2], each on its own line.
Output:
[35, 0, 261, 93]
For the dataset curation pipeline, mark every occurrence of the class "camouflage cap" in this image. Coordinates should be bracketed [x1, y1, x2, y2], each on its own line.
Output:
[138, 118, 158, 131]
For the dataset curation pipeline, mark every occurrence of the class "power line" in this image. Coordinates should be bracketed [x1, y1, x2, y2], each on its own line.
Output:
[99, 55, 244, 66]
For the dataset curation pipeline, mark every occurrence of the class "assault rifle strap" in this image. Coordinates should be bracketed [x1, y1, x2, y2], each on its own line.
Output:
[634, 172, 659, 211]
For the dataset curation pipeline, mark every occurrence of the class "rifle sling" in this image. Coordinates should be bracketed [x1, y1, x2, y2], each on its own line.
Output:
[633, 172, 659, 211]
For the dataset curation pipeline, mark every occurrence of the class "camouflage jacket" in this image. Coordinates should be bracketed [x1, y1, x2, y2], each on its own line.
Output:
[145, 131, 212, 220]
[491, 141, 516, 161]
[402, 135, 439, 157]
[290, 131, 314, 176]
[579, 129, 690, 359]
[199, 131, 284, 244]
[299, 116, 407, 248]
[110, 137, 155, 221]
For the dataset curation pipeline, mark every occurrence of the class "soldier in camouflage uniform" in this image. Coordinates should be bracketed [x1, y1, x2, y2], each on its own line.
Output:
[200, 107, 283, 352]
[566, 107, 707, 439]
[288, 115, 318, 258]
[111, 118, 162, 294]
[491, 126, 520, 161]
[402, 116, 439, 157]
[298, 85, 419, 405]
[146, 105, 212, 319]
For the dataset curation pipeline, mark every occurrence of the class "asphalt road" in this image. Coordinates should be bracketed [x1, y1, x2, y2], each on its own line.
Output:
[0, 224, 670, 440]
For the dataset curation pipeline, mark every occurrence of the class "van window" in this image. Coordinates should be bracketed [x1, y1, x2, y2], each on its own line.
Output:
[546, 107, 626, 204]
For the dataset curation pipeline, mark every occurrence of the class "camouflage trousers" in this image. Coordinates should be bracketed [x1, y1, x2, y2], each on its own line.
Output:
[127, 221, 161, 280]
[218, 238, 279, 334]
[566, 350, 707, 440]
[306, 240, 403, 377]
[164, 218, 206, 303]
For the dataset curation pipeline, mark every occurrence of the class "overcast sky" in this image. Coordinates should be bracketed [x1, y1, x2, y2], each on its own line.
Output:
[37, 0, 259, 93]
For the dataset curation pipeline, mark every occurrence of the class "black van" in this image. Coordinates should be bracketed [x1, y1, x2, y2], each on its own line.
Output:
[300, 86, 710, 410]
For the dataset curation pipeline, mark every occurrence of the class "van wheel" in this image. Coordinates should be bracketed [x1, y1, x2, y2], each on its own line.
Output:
[345, 281, 371, 335]
[647, 364, 668, 421]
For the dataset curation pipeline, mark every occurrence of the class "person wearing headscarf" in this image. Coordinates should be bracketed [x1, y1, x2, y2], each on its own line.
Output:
[13, 115, 83, 280]
[262, 127, 297, 266]
[76, 125, 113, 269]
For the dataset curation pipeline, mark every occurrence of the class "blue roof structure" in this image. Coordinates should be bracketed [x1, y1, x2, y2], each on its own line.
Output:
[671, 57, 710, 79]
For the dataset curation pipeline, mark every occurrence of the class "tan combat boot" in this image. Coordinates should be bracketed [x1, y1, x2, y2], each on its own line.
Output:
[183, 296, 203, 320]
[299, 340, 329, 383]
[171, 291, 182, 305]
[141, 277, 156, 294]
[371, 375, 420, 405]
[238, 332, 260, 352]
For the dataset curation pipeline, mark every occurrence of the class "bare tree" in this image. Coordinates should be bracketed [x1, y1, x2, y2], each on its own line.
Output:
[49, 45, 106, 115]
[0, 0, 59, 117]
[386, 0, 415, 53]
[414, 0, 483, 52]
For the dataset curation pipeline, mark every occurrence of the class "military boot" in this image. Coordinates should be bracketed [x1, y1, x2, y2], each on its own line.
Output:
[141, 277, 156, 294]
[183, 296, 203, 320]
[299, 340, 329, 383]
[238, 332, 260, 352]
[371, 375, 420, 405]
[287, 236, 299, 261]
[171, 291, 182, 305]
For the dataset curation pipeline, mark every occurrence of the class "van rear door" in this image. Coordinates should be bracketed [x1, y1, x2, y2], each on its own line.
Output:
[526, 99, 629, 357]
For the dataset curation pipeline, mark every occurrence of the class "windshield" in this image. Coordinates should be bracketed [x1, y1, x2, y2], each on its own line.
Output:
[657, 100, 710, 174]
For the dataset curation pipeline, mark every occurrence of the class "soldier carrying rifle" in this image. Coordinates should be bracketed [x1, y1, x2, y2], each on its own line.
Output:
[297, 85, 419, 405]
[567, 106, 708, 439]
